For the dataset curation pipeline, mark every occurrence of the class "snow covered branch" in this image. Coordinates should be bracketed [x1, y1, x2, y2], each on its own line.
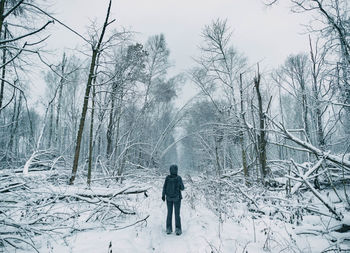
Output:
[266, 113, 350, 170]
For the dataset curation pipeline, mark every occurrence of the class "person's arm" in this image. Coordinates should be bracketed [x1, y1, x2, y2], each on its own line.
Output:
[162, 177, 168, 200]
[179, 176, 184, 191]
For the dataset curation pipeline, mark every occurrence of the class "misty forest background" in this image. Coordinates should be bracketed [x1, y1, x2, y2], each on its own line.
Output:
[1, 0, 350, 252]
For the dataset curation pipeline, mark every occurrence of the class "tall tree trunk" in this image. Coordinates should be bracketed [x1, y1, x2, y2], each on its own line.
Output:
[250, 99, 259, 181]
[311, 75, 325, 150]
[0, 0, 5, 36]
[9, 91, 22, 157]
[69, 0, 112, 185]
[278, 84, 286, 160]
[8, 91, 17, 153]
[87, 53, 100, 186]
[309, 37, 325, 150]
[55, 53, 66, 151]
[106, 95, 114, 159]
[239, 74, 248, 181]
[340, 43, 350, 134]
[300, 80, 310, 141]
[254, 68, 267, 183]
[87, 84, 95, 186]
[69, 49, 97, 184]
[113, 111, 122, 171]
[112, 92, 123, 171]
[214, 141, 222, 175]
[48, 103, 54, 148]
[0, 23, 7, 114]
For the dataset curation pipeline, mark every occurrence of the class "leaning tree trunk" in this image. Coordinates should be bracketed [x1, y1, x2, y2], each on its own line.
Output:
[69, 49, 98, 185]
[69, 0, 112, 185]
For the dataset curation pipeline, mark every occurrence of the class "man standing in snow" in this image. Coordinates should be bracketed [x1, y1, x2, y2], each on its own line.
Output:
[162, 164, 185, 235]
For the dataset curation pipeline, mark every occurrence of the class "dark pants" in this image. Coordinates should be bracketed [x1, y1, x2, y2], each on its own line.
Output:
[166, 199, 181, 231]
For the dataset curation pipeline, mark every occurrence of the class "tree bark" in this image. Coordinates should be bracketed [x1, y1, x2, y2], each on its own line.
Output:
[309, 36, 326, 149]
[0, 22, 6, 114]
[254, 68, 267, 182]
[239, 73, 248, 180]
[106, 92, 114, 159]
[300, 79, 310, 141]
[87, 84, 95, 186]
[48, 103, 54, 148]
[55, 53, 66, 151]
[9, 91, 22, 156]
[0, 0, 5, 36]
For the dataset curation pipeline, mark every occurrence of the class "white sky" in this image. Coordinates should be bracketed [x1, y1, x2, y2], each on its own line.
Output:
[37, 0, 311, 104]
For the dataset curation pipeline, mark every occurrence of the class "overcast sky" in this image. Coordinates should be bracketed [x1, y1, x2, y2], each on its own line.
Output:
[38, 0, 312, 103]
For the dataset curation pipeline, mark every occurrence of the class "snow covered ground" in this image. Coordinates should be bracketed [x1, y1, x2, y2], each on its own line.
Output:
[0, 169, 350, 253]
[10, 177, 348, 253]
[39, 183, 254, 253]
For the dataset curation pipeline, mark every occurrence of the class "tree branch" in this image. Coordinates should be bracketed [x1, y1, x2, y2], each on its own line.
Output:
[0, 20, 53, 45]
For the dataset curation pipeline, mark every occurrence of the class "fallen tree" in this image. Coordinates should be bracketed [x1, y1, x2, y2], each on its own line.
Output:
[0, 167, 149, 252]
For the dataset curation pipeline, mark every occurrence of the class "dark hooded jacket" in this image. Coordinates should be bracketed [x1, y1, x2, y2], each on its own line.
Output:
[162, 165, 185, 201]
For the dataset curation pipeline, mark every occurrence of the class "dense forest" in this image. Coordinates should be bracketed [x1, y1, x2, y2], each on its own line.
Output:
[0, 0, 350, 252]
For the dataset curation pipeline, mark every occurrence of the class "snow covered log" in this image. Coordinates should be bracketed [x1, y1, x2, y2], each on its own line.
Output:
[291, 158, 324, 194]
[32, 185, 150, 198]
[288, 160, 343, 220]
[267, 115, 350, 170]
[302, 176, 343, 221]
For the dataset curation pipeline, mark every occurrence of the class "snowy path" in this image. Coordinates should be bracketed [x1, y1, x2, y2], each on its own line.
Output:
[47, 181, 254, 253]
[141, 188, 230, 253]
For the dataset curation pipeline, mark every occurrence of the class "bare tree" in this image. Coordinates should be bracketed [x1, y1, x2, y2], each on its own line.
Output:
[69, 0, 114, 185]
[0, 0, 54, 167]
[265, 0, 350, 132]
[190, 18, 248, 175]
[106, 42, 147, 162]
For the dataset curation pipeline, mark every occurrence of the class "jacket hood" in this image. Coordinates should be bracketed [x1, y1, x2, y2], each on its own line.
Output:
[169, 164, 178, 175]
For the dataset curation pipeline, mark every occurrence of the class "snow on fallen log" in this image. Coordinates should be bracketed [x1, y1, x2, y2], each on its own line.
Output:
[301, 176, 343, 221]
[221, 168, 244, 179]
[284, 129, 350, 169]
[2, 236, 40, 253]
[0, 182, 26, 193]
[32, 185, 150, 198]
[288, 159, 343, 220]
[291, 158, 325, 195]
[23, 151, 37, 175]
[0, 167, 151, 252]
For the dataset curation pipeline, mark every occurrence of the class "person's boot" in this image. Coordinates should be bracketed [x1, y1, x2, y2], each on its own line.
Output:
[175, 228, 182, 235]
[166, 228, 172, 234]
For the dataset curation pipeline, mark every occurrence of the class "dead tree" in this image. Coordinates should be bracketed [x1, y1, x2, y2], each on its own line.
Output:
[254, 67, 268, 182]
